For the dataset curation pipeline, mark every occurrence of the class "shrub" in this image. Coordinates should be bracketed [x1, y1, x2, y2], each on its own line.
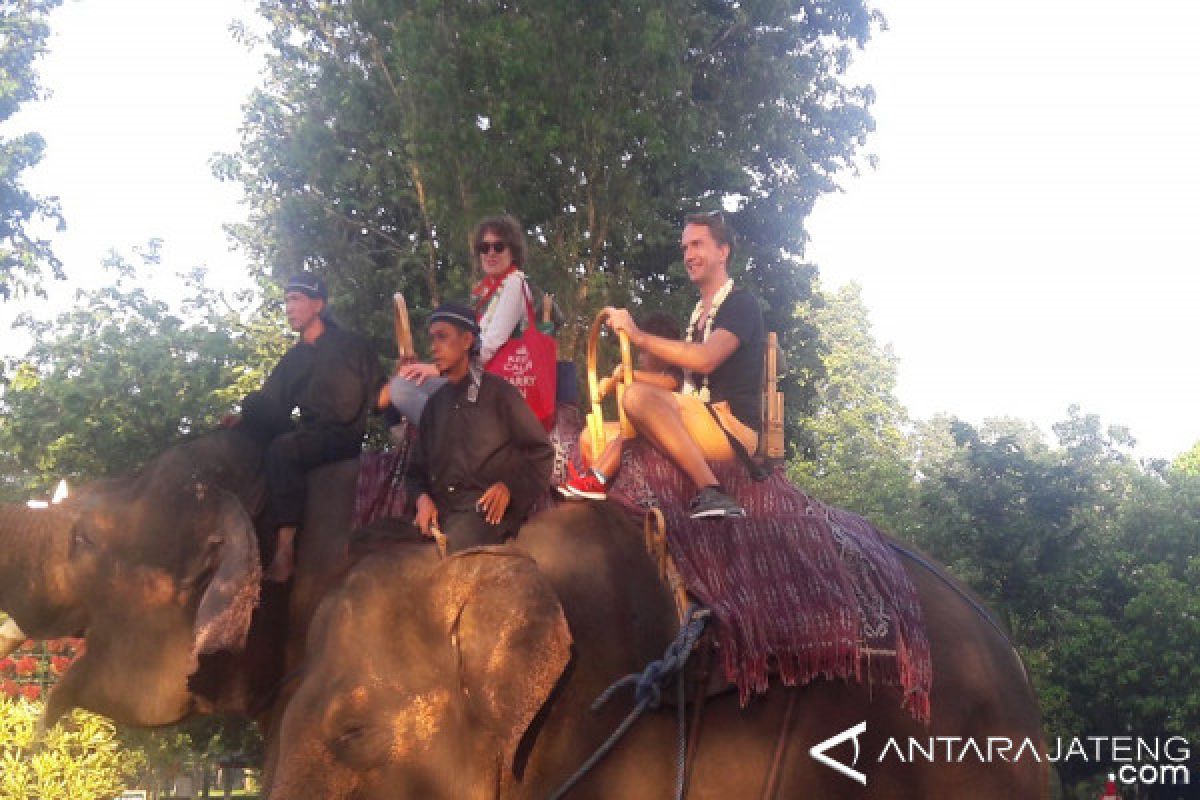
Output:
[0, 697, 145, 800]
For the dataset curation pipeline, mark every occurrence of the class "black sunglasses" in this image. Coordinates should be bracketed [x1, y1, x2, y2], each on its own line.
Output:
[476, 241, 508, 255]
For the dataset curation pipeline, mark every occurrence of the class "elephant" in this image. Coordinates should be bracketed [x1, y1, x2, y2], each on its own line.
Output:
[1, 426, 1047, 797]
[0, 430, 274, 726]
[269, 501, 1048, 799]
[0, 427, 363, 733]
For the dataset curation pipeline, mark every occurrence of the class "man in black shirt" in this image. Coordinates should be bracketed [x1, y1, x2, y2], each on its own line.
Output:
[405, 302, 554, 552]
[604, 213, 764, 519]
[232, 274, 383, 581]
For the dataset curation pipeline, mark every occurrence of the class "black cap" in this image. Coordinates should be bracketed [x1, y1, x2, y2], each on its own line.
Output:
[429, 302, 480, 335]
[285, 273, 327, 301]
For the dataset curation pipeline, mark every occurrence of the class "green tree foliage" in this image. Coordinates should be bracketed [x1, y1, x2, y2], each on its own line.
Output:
[1171, 440, 1200, 476]
[908, 408, 1200, 790]
[910, 413, 1094, 640]
[219, 0, 882, 421]
[781, 285, 1198, 793]
[0, 242, 287, 499]
[0, 697, 145, 800]
[0, 0, 64, 300]
[119, 715, 262, 799]
[790, 282, 913, 529]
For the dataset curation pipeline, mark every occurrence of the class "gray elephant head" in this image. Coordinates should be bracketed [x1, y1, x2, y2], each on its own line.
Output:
[270, 543, 572, 800]
[0, 430, 264, 727]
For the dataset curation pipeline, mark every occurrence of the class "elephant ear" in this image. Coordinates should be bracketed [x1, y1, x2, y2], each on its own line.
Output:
[435, 548, 572, 776]
[188, 485, 261, 659]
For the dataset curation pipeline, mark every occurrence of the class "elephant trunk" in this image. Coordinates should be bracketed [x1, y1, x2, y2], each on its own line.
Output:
[0, 502, 78, 636]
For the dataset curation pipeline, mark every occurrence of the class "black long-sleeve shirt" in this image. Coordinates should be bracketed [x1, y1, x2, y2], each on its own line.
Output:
[405, 371, 554, 530]
[242, 322, 383, 443]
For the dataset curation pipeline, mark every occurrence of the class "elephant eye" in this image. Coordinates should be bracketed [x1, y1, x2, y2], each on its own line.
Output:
[336, 724, 365, 744]
[330, 722, 389, 769]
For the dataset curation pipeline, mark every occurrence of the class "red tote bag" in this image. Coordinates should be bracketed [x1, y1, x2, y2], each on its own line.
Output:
[484, 283, 558, 429]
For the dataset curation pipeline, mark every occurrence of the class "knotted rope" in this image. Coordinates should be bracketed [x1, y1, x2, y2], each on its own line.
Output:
[549, 604, 712, 800]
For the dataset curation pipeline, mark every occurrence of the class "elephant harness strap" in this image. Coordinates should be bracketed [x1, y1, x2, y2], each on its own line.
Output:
[643, 510, 804, 800]
[548, 604, 711, 800]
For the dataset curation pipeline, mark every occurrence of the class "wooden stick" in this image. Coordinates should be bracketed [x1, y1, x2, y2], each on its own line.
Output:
[392, 293, 415, 362]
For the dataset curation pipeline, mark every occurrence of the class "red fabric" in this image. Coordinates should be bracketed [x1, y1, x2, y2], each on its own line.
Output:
[484, 285, 557, 429]
[604, 439, 933, 723]
[470, 264, 520, 310]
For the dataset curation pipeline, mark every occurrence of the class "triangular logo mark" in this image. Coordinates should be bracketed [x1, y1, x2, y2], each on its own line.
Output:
[809, 720, 868, 785]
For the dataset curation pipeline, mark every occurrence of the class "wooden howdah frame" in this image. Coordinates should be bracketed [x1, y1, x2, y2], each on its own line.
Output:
[759, 331, 785, 460]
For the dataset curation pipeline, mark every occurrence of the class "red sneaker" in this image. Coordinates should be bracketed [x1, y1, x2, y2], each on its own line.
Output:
[557, 466, 607, 500]
[556, 462, 583, 498]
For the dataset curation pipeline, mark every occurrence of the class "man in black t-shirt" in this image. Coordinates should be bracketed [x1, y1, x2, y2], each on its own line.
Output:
[604, 213, 764, 519]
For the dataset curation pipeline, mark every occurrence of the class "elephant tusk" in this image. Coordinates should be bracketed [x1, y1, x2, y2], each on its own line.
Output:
[0, 617, 27, 658]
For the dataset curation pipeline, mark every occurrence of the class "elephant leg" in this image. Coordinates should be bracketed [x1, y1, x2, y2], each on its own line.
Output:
[0, 617, 25, 659]
[439, 511, 506, 553]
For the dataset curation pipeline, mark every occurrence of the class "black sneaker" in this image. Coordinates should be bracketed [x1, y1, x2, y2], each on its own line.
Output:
[688, 486, 746, 519]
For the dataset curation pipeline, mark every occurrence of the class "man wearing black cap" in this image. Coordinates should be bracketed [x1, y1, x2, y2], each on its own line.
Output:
[231, 273, 383, 581]
[404, 302, 554, 551]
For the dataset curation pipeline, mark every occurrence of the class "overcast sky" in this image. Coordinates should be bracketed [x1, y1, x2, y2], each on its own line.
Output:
[806, 0, 1200, 460]
[4, 0, 1198, 460]
[3, 0, 260, 299]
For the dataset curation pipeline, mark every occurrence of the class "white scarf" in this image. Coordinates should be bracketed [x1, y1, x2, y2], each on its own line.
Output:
[681, 278, 734, 402]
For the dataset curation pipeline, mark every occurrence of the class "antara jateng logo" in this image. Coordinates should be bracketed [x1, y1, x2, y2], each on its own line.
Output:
[809, 722, 1192, 788]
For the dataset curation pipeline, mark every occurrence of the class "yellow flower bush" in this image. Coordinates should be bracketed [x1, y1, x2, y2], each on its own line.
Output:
[0, 697, 145, 800]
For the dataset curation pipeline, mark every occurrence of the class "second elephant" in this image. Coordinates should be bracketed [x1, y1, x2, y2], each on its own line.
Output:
[269, 502, 1047, 799]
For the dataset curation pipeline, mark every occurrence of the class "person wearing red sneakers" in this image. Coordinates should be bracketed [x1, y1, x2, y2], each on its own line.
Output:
[559, 312, 682, 500]
[603, 213, 764, 520]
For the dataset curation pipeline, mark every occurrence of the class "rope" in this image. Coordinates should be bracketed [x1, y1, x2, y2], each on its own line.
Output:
[549, 604, 712, 800]
[675, 668, 688, 799]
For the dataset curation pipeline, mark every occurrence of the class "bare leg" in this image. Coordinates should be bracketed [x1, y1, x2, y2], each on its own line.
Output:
[593, 437, 624, 479]
[621, 383, 718, 489]
[266, 526, 297, 583]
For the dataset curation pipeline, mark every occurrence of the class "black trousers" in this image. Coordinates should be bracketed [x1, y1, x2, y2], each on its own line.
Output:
[263, 428, 360, 529]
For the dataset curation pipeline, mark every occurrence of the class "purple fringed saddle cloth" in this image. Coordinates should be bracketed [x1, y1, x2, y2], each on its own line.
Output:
[351, 425, 416, 526]
[603, 438, 932, 722]
[353, 408, 932, 723]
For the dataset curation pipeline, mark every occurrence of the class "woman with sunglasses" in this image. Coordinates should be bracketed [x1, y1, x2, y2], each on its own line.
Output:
[386, 214, 533, 423]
